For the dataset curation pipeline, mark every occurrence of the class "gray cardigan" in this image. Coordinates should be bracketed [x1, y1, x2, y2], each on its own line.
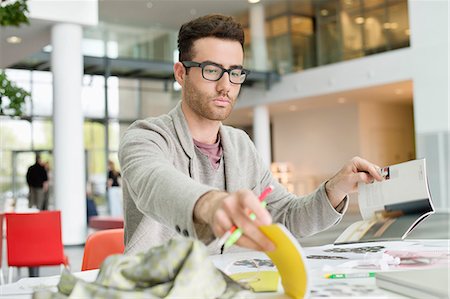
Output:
[119, 101, 346, 254]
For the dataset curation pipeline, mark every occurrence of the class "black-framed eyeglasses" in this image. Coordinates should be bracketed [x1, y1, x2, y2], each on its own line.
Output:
[181, 61, 250, 84]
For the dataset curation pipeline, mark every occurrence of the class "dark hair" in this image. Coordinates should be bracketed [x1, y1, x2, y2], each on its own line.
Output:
[178, 14, 244, 62]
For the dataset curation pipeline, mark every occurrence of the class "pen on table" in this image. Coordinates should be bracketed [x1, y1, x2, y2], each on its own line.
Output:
[218, 185, 274, 254]
[324, 272, 376, 279]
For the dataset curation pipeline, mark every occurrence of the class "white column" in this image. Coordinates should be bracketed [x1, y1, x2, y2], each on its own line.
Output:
[253, 105, 272, 167]
[249, 4, 269, 71]
[250, 4, 272, 166]
[52, 23, 86, 245]
[409, 0, 449, 210]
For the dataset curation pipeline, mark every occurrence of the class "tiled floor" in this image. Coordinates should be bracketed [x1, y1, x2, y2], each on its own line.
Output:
[1, 207, 448, 284]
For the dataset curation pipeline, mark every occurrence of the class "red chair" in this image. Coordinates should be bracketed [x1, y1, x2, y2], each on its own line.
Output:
[0, 213, 4, 285]
[81, 228, 124, 271]
[5, 211, 69, 283]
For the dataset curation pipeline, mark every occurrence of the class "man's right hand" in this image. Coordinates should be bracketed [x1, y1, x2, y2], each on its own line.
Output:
[194, 190, 275, 251]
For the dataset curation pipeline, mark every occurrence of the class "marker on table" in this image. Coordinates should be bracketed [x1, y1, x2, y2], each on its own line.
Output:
[218, 185, 274, 254]
[324, 272, 376, 279]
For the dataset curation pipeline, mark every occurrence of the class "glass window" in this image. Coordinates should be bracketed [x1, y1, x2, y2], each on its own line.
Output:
[386, 1, 410, 49]
[5, 69, 30, 83]
[140, 84, 175, 118]
[82, 75, 105, 118]
[270, 16, 289, 37]
[291, 16, 313, 36]
[117, 78, 139, 120]
[0, 151, 12, 195]
[318, 16, 341, 65]
[268, 34, 293, 74]
[107, 76, 119, 118]
[0, 119, 31, 150]
[31, 120, 53, 150]
[341, 6, 364, 60]
[364, 7, 388, 54]
[32, 81, 53, 116]
[108, 122, 120, 151]
[84, 121, 105, 150]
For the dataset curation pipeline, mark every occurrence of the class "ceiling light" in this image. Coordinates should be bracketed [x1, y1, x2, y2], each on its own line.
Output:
[390, 22, 398, 29]
[345, 0, 353, 5]
[320, 9, 329, 16]
[289, 105, 298, 111]
[337, 97, 347, 104]
[6, 36, 22, 44]
[394, 89, 404, 95]
[383, 22, 391, 29]
[248, 0, 260, 3]
[355, 17, 365, 25]
[404, 28, 410, 35]
[146, 1, 153, 9]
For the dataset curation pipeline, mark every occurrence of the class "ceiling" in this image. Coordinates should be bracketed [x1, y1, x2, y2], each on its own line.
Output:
[98, 0, 298, 29]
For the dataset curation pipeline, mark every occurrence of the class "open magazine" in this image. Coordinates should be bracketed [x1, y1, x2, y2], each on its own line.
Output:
[335, 159, 434, 244]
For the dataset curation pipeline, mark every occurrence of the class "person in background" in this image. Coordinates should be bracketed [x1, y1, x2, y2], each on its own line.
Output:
[107, 160, 123, 217]
[86, 181, 98, 223]
[26, 154, 48, 210]
[25, 153, 48, 277]
[119, 14, 382, 255]
[42, 161, 51, 210]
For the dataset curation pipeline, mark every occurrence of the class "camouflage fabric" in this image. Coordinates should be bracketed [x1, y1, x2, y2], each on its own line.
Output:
[33, 238, 250, 299]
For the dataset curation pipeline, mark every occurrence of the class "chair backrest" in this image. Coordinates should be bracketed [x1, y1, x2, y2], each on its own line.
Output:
[5, 211, 66, 267]
[81, 228, 124, 271]
[0, 213, 3, 268]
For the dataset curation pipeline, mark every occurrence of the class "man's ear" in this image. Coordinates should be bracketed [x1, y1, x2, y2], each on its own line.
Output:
[173, 62, 185, 86]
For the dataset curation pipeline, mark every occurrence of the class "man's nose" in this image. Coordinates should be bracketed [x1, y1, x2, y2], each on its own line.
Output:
[216, 71, 232, 93]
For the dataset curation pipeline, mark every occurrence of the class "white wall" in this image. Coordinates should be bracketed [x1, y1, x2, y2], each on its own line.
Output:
[408, 0, 449, 210]
[359, 102, 415, 166]
[271, 100, 415, 203]
[272, 103, 360, 194]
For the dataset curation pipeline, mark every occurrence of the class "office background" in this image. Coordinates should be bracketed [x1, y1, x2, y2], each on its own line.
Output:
[0, 0, 448, 246]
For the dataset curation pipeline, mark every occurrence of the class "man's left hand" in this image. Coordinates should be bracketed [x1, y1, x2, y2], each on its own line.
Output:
[325, 156, 383, 208]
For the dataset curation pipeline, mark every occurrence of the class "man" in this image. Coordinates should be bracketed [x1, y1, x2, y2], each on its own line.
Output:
[26, 154, 48, 210]
[119, 14, 381, 255]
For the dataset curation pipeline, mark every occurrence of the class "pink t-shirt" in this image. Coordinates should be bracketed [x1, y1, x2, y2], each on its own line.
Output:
[193, 138, 223, 170]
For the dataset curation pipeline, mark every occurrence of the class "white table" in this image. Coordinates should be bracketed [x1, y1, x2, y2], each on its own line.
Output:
[1, 239, 448, 298]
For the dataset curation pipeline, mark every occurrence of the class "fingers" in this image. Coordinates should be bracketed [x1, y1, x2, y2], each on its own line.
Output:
[212, 190, 275, 252]
[352, 156, 383, 182]
[235, 234, 274, 252]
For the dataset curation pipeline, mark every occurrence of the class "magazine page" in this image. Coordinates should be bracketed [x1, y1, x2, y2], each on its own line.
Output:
[358, 159, 433, 220]
[335, 159, 435, 244]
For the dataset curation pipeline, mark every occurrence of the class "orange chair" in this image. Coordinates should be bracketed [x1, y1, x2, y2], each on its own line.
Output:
[81, 228, 124, 271]
[5, 211, 69, 283]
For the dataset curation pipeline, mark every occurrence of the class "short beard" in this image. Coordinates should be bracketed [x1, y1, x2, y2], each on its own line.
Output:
[183, 77, 236, 121]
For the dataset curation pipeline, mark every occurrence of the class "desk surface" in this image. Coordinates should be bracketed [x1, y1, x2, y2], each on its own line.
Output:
[2, 239, 448, 299]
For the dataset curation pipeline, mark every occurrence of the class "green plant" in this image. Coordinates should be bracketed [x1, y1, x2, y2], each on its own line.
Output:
[0, 0, 30, 116]
[0, 0, 29, 27]
[0, 70, 30, 116]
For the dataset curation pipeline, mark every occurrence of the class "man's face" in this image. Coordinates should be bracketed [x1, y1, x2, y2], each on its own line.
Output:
[181, 37, 244, 121]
